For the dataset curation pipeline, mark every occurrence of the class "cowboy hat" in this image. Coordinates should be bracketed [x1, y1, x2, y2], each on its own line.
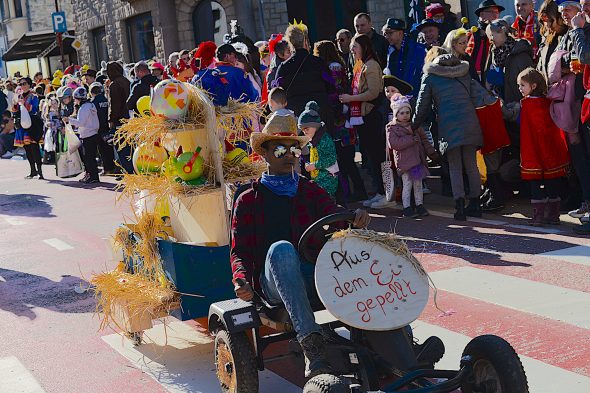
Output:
[251, 113, 309, 155]
[383, 75, 413, 95]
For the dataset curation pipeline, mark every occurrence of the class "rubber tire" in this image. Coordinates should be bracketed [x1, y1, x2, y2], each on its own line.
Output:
[461, 334, 529, 393]
[303, 374, 350, 393]
[214, 329, 259, 393]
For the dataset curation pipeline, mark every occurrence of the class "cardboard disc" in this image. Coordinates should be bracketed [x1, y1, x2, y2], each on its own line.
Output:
[315, 234, 429, 331]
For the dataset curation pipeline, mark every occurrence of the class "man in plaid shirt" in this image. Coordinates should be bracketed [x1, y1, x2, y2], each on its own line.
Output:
[231, 113, 370, 378]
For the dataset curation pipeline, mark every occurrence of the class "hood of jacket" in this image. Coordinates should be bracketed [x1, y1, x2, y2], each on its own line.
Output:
[423, 54, 469, 78]
[106, 61, 124, 80]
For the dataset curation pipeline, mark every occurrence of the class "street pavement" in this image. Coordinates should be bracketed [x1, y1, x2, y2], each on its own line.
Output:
[1, 158, 589, 393]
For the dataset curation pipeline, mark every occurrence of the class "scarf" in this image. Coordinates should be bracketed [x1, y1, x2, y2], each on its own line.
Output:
[512, 13, 538, 58]
[348, 59, 364, 126]
[260, 173, 299, 197]
[492, 36, 516, 68]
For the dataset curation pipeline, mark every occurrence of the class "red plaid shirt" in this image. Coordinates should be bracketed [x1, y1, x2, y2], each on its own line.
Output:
[230, 178, 342, 294]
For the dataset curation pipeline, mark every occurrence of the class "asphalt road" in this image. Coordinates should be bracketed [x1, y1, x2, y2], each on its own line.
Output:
[1, 158, 589, 393]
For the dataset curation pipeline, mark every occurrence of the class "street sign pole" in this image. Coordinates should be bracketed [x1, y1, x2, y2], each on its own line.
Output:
[54, 0, 65, 69]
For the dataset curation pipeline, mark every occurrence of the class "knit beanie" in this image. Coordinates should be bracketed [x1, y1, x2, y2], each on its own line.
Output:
[298, 101, 323, 128]
[390, 95, 412, 121]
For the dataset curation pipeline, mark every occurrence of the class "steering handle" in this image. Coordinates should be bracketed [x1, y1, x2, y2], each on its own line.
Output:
[298, 212, 357, 263]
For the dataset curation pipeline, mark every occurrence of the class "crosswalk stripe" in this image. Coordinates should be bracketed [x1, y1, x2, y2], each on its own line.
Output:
[42, 238, 73, 251]
[0, 356, 45, 393]
[1, 216, 25, 226]
[102, 321, 300, 393]
[429, 266, 590, 329]
[539, 245, 590, 267]
[411, 320, 590, 393]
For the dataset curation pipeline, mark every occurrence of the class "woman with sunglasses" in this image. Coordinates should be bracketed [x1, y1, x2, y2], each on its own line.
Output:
[13, 77, 43, 179]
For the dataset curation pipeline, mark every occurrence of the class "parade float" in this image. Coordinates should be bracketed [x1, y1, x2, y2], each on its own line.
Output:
[90, 78, 264, 342]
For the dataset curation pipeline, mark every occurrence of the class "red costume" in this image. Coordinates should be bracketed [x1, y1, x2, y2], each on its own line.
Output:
[520, 97, 569, 180]
[476, 99, 511, 154]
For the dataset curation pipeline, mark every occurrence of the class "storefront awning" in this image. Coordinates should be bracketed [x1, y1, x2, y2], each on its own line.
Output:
[2, 30, 76, 61]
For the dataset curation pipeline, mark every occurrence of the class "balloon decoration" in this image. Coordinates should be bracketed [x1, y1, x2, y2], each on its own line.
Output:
[132, 142, 168, 173]
[136, 96, 151, 117]
[171, 146, 205, 182]
[150, 79, 189, 120]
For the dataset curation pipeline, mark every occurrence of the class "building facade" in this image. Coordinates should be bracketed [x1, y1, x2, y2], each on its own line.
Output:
[72, 0, 406, 69]
[0, 0, 75, 77]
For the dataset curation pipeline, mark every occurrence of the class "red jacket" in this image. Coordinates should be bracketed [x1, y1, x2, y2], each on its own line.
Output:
[230, 178, 341, 294]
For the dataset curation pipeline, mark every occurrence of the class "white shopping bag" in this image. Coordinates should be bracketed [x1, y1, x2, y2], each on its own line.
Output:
[56, 150, 84, 178]
[44, 131, 55, 152]
[65, 124, 82, 153]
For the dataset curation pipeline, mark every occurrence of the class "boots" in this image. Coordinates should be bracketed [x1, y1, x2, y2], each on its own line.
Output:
[465, 197, 482, 218]
[530, 200, 546, 226]
[544, 198, 561, 225]
[299, 332, 332, 378]
[454, 198, 466, 221]
[482, 174, 505, 212]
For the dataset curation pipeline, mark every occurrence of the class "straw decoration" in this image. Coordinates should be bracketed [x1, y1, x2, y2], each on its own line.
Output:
[222, 160, 266, 183]
[217, 99, 263, 144]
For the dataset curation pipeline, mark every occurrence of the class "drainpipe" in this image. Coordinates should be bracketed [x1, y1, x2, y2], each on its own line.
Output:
[258, 0, 266, 41]
[25, 0, 31, 30]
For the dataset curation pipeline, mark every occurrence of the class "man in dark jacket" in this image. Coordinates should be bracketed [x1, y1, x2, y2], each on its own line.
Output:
[274, 24, 334, 128]
[127, 61, 159, 113]
[466, 0, 505, 86]
[354, 13, 389, 68]
[90, 82, 116, 174]
[106, 61, 133, 173]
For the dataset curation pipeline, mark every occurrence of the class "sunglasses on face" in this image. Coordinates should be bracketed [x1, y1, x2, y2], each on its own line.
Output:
[273, 144, 302, 159]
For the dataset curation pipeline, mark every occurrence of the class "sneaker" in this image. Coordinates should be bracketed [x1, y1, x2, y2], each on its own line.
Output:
[581, 214, 589, 224]
[300, 332, 332, 378]
[370, 196, 397, 209]
[1, 151, 14, 159]
[422, 183, 432, 195]
[363, 194, 383, 207]
[569, 201, 589, 219]
[415, 204, 429, 217]
[81, 178, 99, 184]
[574, 222, 590, 235]
[403, 207, 418, 218]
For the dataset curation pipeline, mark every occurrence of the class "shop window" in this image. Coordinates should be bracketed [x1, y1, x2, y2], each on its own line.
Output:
[126, 12, 156, 62]
[13, 0, 22, 18]
[92, 27, 108, 69]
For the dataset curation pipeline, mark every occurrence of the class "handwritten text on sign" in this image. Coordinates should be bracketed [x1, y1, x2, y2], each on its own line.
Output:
[316, 235, 429, 331]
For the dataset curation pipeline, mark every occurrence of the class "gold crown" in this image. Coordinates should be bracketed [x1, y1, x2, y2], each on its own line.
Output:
[289, 19, 308, 33]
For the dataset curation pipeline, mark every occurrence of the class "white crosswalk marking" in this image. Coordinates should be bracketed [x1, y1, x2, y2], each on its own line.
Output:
[2, 216, 25, 225]
[429, 266, 590, 329]
[539, 245, 590, 267]
[42, 238, 73, 251]
[0, 356, 45, 393]
[102, 321, 300, 393]
[411, 321, 590, 393]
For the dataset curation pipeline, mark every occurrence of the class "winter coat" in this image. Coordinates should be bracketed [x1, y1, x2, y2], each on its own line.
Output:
[547, 50, 581, 133]
[308, 131, 339, 196]
[385, 37, 427, 95]
[91, 94, 110, 134]
[126, 73, 159, 112]
[557, 27, 586, 100]
[387, 123, 435, 174]
[68, 101, 99, 139]
[487, 39, 534, 104]
[354, 58, 384, 116]
[537, 33, 564, 81]
[369, 28, 390, 68]
[413, 55, 483, 154]
[106, 62, 130, 128]
[275, 48, 334, 121]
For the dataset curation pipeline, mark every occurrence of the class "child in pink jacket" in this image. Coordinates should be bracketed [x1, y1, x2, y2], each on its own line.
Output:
[387, 95, 437, 218]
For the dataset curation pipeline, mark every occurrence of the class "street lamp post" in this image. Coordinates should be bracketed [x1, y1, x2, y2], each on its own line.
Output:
[54, 0, 65, 69]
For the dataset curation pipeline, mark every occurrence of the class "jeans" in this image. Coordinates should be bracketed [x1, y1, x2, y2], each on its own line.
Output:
[447, 145, 481, 199]
[81, 134, 100, 180]
[357, 109, 385, 195]
[260, 241, 321, 341]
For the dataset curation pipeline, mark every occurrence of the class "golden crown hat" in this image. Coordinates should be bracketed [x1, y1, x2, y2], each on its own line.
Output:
[289, 19, 308, 33]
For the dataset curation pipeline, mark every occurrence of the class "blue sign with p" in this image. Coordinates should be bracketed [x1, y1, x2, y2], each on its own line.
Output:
[52, 12, 67, 33]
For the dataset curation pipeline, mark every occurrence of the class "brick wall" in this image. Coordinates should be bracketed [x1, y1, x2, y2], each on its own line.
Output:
[367, 0, 406, 33]
[253, 0, 289, 40]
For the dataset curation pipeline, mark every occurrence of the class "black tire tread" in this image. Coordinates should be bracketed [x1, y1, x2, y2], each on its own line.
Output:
[215, 329, 259, 393]
[303, 374, 349, 393]
[461, 334, 529, 393]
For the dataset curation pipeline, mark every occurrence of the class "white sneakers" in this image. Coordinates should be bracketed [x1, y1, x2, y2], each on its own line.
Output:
[370, 195, 397, 209]
[1, 151, 14, 159]
[362, 194, 383, 207]
[568, 201, 589, 219]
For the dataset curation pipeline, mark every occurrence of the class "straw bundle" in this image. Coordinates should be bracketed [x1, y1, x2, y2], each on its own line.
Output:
[112, 226, 134, 259]
[126, 211, 170, 281]
[331, 229, 427, 277]
[91, 271, 177, 331]
[217, 99, 263, 144]
[222, 160, 266, 183]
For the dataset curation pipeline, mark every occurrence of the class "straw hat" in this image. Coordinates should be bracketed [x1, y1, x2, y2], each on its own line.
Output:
[251, 113, 309, 155]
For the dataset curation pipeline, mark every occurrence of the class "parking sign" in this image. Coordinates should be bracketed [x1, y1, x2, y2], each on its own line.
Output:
[52, 12, 67, 33]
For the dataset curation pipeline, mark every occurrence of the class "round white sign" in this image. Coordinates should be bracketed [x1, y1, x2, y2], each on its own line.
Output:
[315, 234, 429, 331]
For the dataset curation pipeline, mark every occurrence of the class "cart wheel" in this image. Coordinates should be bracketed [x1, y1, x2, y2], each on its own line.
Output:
[303, 374, 350, 393]
[125, 331, 143, 346]
[214, 329, 258, 393]
[461, 335, 529, 393]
